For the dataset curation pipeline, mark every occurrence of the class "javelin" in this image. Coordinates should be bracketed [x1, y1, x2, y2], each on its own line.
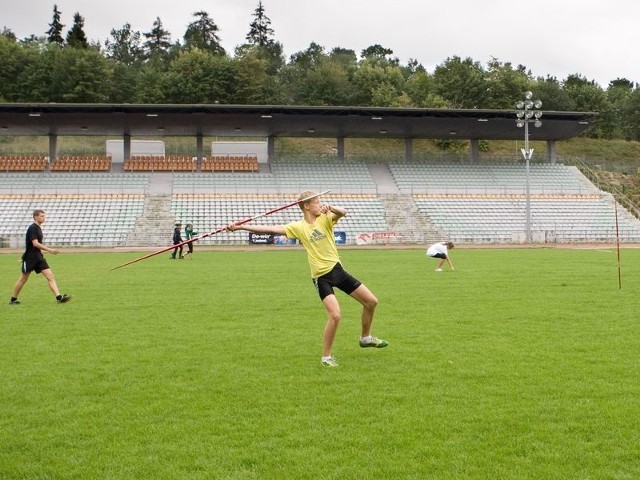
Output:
[110, 190, 330, 271]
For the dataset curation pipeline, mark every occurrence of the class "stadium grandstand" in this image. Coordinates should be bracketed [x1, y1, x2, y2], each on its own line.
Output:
[3, 102, 638, 248]
[1, 157, 640, 248]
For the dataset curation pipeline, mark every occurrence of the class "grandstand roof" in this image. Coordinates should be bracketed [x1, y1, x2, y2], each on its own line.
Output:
[0, 103, 596, 141]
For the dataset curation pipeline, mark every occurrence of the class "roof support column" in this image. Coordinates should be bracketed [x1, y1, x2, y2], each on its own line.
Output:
[405, 138, 413, 162]
[268, 135, 276, 162]
[48, 134, 58, 163]
[547, 140, 557, 165]
[196, 134, 203, 165]
[337, 137, 345, 161]
[470, 139, 480, 163]
[123, 134, 131, 161]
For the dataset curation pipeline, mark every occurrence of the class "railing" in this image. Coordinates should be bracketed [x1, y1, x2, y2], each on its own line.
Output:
[573, 156, 640, 220]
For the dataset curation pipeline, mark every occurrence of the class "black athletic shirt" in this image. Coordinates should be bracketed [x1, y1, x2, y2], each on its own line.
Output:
[23, 223, 44, 261]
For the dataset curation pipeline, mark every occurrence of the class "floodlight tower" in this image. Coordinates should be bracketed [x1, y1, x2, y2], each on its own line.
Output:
[516, 91, 542, 242]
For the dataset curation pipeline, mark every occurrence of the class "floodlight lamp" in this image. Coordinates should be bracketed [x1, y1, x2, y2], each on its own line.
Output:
[516, 111, 525, 118]
[534, 100, 542, 109]
[516, 120, 525, 128]
[525, 111, 534, 119]
[516, 101, 524, 109]
[534, 120, 542, 128]
[525, 100, 533, 109]
[524, 91, 533, 100]
[534, 111, 542, 119]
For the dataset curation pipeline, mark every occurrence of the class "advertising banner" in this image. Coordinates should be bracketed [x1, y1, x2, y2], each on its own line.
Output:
[274, 235, 297, 246]
[334, 231, 347, 245]
[249, 233, 273, 244]
[355, 231, 402, 245]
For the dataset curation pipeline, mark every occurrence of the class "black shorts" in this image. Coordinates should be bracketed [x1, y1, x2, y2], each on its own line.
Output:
[430, 253, 447, 259]
[312, 263, 362, 301]
[22, 258, 50, 274]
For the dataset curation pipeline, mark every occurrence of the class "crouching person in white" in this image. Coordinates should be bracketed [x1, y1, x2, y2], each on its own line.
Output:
[427, 241, 455, 272]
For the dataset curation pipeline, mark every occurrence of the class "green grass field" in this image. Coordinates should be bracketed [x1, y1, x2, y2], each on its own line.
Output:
[2, 247, 640, 480]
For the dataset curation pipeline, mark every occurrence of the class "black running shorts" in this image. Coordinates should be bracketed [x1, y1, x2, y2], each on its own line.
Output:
[312, 263, 362, 300]
[22, 258, 50, 274]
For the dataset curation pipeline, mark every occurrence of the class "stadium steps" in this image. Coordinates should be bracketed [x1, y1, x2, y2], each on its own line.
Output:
[367, 164, 399, 194]
[124, 193, 175, 247]
[380, 194, 444, 244]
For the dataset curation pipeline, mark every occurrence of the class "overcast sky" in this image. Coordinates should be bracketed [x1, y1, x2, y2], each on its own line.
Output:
[2, 0, 638, 88]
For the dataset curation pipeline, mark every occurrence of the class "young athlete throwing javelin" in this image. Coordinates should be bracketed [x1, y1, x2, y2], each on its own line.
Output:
[227, 191, 388, 367]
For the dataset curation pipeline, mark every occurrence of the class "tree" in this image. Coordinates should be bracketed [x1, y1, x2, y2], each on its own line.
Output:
[183, 11, 225, 55]
[233, 52, 270, 103]
[484, 58, 532, 109]
[163, 50, 235, 103]
[105, 23, 143, 65]
[280, 43, 328, 103]
[563, 74, 610, 138]
[1, 27, 17, 42]
[533, 76, 575, 111]
[622, 86, 640, 141]
[352, 57, 406, 106]
[329, 48, 357, 68]
[361, 44, 397, 65]
[16, 44, 64, 101]
[143, 17, 172, 62]
[108, 62, 140, 102]
[404, 69, 447, 108]
[20, 35, 47, 47]
[131, 63, 166, 103]
[0, 27, 18, 42]
[606, 78, 635, 139]
[432, 56, 488, 108]
[299, 62, 353, 105]
[58, 48, 113, 101]
[289, 42, 326, 70]
[0, 35, 34, 101]
[246, 1, 275, 47]
[46, 4, 65, 46]
[65, 12, 88, 49]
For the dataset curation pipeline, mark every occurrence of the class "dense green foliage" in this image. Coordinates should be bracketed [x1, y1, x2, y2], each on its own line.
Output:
[2, 3, 640, 140]
[2, 248, 640, 479]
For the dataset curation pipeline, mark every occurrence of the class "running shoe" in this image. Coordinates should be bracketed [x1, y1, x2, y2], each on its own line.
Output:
[359, 337, 389, 348]
[321, 356, 339, 367]
[57, 294, 72, 304]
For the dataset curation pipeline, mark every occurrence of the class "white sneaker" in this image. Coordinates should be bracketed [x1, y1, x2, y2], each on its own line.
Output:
[435, 268, 443, 272]
[321, 356, 339, 367]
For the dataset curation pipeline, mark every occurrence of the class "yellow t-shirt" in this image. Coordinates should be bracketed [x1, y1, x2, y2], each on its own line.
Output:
[284, 212, 340, 278]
